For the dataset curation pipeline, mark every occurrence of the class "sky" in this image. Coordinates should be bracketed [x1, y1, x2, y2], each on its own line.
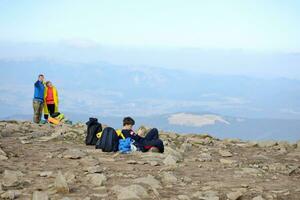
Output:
[0, 0, 300, 52]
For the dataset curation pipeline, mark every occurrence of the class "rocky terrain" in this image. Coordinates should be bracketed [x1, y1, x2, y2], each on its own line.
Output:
[0, 120, 300, 200]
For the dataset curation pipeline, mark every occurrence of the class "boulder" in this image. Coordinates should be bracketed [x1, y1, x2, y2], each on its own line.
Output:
[54, 171, 69, 193]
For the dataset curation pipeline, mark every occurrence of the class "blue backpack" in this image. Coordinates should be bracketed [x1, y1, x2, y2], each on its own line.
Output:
[119, 138, 133, 153]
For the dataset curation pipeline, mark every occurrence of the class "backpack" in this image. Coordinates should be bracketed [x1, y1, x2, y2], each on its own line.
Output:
[85, 118, 102, 145]
[95, 127, 121, 152]
[119, 138, 132, 153]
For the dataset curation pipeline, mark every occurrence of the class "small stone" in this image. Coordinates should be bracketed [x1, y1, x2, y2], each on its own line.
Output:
[0, 148, 8, 160]
[84, 165, 103, 174]
[161, 172, 177, 184]
[55, 171, 69, 193]
[219, 149, 233, 157]
[126, 160, 138, 164]
[252, 195, 265, 200]
[150, 161, 160, 166]
[226, 190, 244, 200]
[62, 149, 86, 159]
[32, 191, 49, 200]
[39, 171, 53, 177]
[2, 170, 24, 187]
[133, 175, 162, 189]
[1, 190, 21, 200]
[112, 184, 149, 200]
[192, 191, 219, 200]
[163, 155, 178, 166]
[257, 141, 277, 148]
[178, 195, 190, 200]
[87, 174, 107, 186]
[219, 159, 236, 164]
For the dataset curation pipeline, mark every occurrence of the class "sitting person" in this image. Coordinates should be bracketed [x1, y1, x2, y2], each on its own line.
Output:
[121, 116, 164, 153]
[44, 81, 59, 120]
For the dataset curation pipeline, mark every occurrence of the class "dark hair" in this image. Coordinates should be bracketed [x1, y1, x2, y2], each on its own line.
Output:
[38, 74, 44, 78]
[123, 117, 135, 126]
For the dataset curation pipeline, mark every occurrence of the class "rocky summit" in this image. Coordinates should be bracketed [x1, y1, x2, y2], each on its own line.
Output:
[0, 120, 300, 200]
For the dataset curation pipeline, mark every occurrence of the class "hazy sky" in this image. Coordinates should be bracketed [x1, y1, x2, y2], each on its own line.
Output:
[1, 0, 300, 51]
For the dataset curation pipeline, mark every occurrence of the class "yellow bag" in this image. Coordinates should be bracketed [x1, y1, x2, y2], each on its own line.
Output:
[48, 117, 60, 125]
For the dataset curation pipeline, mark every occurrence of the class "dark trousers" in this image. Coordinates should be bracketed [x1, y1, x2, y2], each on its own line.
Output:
[44, 104, 55, 119]
[141, 128, 164, 153]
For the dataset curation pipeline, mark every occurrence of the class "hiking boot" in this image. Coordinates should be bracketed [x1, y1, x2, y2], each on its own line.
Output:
[149, 147, 160, 153]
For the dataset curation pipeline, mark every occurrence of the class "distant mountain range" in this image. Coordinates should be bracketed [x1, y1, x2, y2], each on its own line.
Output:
[2, 112, 300, 142]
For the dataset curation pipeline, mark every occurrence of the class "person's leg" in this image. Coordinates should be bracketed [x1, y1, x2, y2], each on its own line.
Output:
[143, 139, 164, 153]
[37, 102, 44, 122]
[33, 100, 39, 123]
[144, 128, 159, 141]
[47, 104, 55, 116]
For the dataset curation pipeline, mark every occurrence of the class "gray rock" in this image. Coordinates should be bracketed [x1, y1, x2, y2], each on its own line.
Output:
[39, 171, 53, 177]
[257, 141, 278, 148]
[112, 184, 149, 200]
[126, 160, 138, 164]
[87, 174, 107, 186]
[178, 195, 190, 200]
[0, 148, 8, 160]
[55, 171, 69, 193]
[0, 190, 21, 200]
[180, 143, 193, 152]
[197, 153, 212, 162]
[84, 165, 103, 173]
[161, 172, 177, 184]
[149, 161, 160, 166]
[163, 155, 179, 166]
[62, 149, 87, 159]
[218, 149, 233, 157]
[226, 191, 243, 200]
[133, 175, 162, 189]
[32, 191, 49, 200]
[2, 170, 24, 187]
[64, 171, 76, 184]
[192, 190, 219, 200]
[252, 196, 265, 200]
[219, 159, 236, 165]
[164, 147, 184, 161]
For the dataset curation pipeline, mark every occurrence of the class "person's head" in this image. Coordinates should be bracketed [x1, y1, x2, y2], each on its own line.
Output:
[38, 74, 44, 82]
[46, 81, 52, 87]
[123, 116, 135, 130]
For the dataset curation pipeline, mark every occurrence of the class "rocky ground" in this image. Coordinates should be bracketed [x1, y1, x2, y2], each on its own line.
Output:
[0, 120, 300, 200]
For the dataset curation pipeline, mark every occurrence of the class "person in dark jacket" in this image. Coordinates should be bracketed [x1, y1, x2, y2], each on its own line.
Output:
[33, 74, 45, 123]
[121, 116, 164, 153]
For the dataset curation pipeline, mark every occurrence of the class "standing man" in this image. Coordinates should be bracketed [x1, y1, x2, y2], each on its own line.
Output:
[33, 74, 45, 123]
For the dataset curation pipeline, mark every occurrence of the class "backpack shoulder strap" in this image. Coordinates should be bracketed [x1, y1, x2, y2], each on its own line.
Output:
[116, 129, 125, 139]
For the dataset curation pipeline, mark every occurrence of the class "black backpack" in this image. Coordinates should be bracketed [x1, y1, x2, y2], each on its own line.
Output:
[85, 118, 102, 145]
[95, 127, 119, 152]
